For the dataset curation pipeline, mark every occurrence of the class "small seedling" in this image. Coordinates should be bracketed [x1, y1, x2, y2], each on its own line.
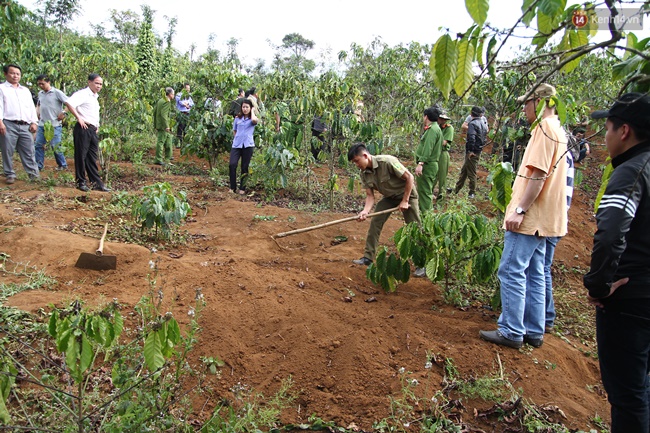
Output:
[253, 215, 276, 221]
[201, 356, 226, 374]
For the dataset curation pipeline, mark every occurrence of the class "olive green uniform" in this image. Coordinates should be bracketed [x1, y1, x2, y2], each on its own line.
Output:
[360, 155, 421, 261]
[415, 123, 443, 212]
[152, 97, 174, 164]
[433, 123, 454, 195]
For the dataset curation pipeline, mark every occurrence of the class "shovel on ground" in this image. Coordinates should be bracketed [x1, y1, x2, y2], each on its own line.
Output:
[75, 223, 117, 270]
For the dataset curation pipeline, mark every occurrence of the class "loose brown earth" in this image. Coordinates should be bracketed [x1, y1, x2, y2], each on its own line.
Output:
[1, 143, 609, 431]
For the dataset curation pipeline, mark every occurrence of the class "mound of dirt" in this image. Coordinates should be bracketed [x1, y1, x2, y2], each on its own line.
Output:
[0, 145, 610, 431]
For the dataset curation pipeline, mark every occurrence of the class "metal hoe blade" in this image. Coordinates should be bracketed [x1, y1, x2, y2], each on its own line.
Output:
[75, 223, 117, 270]
[75, 252, 117, 270]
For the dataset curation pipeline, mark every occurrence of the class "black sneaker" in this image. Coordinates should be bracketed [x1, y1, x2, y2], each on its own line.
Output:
[352, 257, 373, 266]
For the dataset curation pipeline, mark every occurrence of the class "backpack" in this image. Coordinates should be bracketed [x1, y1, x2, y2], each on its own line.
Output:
[564, 128, 580, 161]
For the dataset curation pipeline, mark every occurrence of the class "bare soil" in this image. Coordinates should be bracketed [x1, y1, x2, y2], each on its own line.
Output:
[1, 143, 610, 431]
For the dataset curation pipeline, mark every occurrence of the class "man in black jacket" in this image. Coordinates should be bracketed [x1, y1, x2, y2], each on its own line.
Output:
[453, 106, 487, 198]
[585, 93, 650, 433]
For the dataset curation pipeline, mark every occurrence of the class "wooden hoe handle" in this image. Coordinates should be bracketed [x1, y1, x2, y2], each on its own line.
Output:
[96, 223, 108, 256]
[273, 207, 400, 239]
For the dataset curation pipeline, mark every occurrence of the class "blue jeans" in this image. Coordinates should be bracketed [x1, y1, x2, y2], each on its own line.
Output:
[35, 125, 67, 169]
[597, 299, 650, 433]
[497, 231, 546, 341]
[543, 236, 561, 328]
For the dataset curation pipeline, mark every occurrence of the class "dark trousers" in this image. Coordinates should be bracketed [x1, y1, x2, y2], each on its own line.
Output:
[311, 132, 329, 160]
[73, 123, 103, 188]
[455, 151, 480, 195]
[229, 147, 254, 192]
[176, 112, 189, 145]
[597, 299, 650, 433]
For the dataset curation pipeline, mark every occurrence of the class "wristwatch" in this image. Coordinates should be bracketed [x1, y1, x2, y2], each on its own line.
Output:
[515, 206, 526, 215]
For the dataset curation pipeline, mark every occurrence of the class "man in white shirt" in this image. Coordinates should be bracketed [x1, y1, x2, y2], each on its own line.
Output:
[0, 64, 40, 184]
[66, 73, 109, 192]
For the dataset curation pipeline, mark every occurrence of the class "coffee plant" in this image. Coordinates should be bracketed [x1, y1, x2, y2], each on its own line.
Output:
[132, 182, 191, 239]
[368, 203, 503, 303]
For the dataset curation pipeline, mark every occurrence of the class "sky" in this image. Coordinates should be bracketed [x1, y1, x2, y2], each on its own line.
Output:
[17, 0, 533, 66]
[17, 0, 650, 69]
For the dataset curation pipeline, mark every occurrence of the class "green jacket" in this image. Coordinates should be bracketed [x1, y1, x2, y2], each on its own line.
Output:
[153, 97, 173, 131]
[415, 122, 443, 165]
[441, 123, 455, 151]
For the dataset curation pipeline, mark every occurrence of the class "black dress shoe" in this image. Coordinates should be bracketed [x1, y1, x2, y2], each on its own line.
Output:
[93, 185, 112, 192]
[352, 257, 373, 266]
[77, 185, 90, 192]
[479, 330, 523, 349]
[524, 335, 543, 348]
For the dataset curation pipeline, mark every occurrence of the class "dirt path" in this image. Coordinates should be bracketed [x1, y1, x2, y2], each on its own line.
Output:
[1, 146, 609, 430]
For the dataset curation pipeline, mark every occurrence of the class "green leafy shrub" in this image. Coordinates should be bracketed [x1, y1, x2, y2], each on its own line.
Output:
[184, 110, 233, 170]
[258, 141, 299, 190]
[368, 203, 503, 305]
[132, 182, 191, 239]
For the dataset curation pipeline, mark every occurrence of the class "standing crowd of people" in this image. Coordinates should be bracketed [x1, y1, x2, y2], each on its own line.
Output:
[0, 64, 110, 192]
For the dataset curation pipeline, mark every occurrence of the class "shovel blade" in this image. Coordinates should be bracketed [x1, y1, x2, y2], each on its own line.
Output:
[75, 252, 117, 270]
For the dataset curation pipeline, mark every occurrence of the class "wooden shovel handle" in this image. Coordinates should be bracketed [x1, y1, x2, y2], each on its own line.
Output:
[96, 223, 108, 256]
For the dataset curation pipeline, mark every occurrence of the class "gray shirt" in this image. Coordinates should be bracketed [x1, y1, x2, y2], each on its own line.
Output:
[465, 114, 488, 130]
[37, 87, 68, 127]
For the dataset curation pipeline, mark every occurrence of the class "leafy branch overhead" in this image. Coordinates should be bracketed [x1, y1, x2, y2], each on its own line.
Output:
[431, 0, 649, 101]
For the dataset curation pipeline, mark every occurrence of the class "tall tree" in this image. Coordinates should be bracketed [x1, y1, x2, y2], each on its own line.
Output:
[42, 0, 81, 44]
[159, 15, 178, 79]
[163, 15, 177, 49]
[109, 9, 140, 47]
[135, 5, 157, 88]
[274, 33, 316, 73]
[282, 33, 314, 58]
[226, 37, 241, 68]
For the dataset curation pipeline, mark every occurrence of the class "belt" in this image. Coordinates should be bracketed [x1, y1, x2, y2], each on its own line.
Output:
[5, 119, 29, 125]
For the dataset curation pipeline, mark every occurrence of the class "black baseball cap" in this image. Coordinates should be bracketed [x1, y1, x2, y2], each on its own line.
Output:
[591, 93, 650, 128]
